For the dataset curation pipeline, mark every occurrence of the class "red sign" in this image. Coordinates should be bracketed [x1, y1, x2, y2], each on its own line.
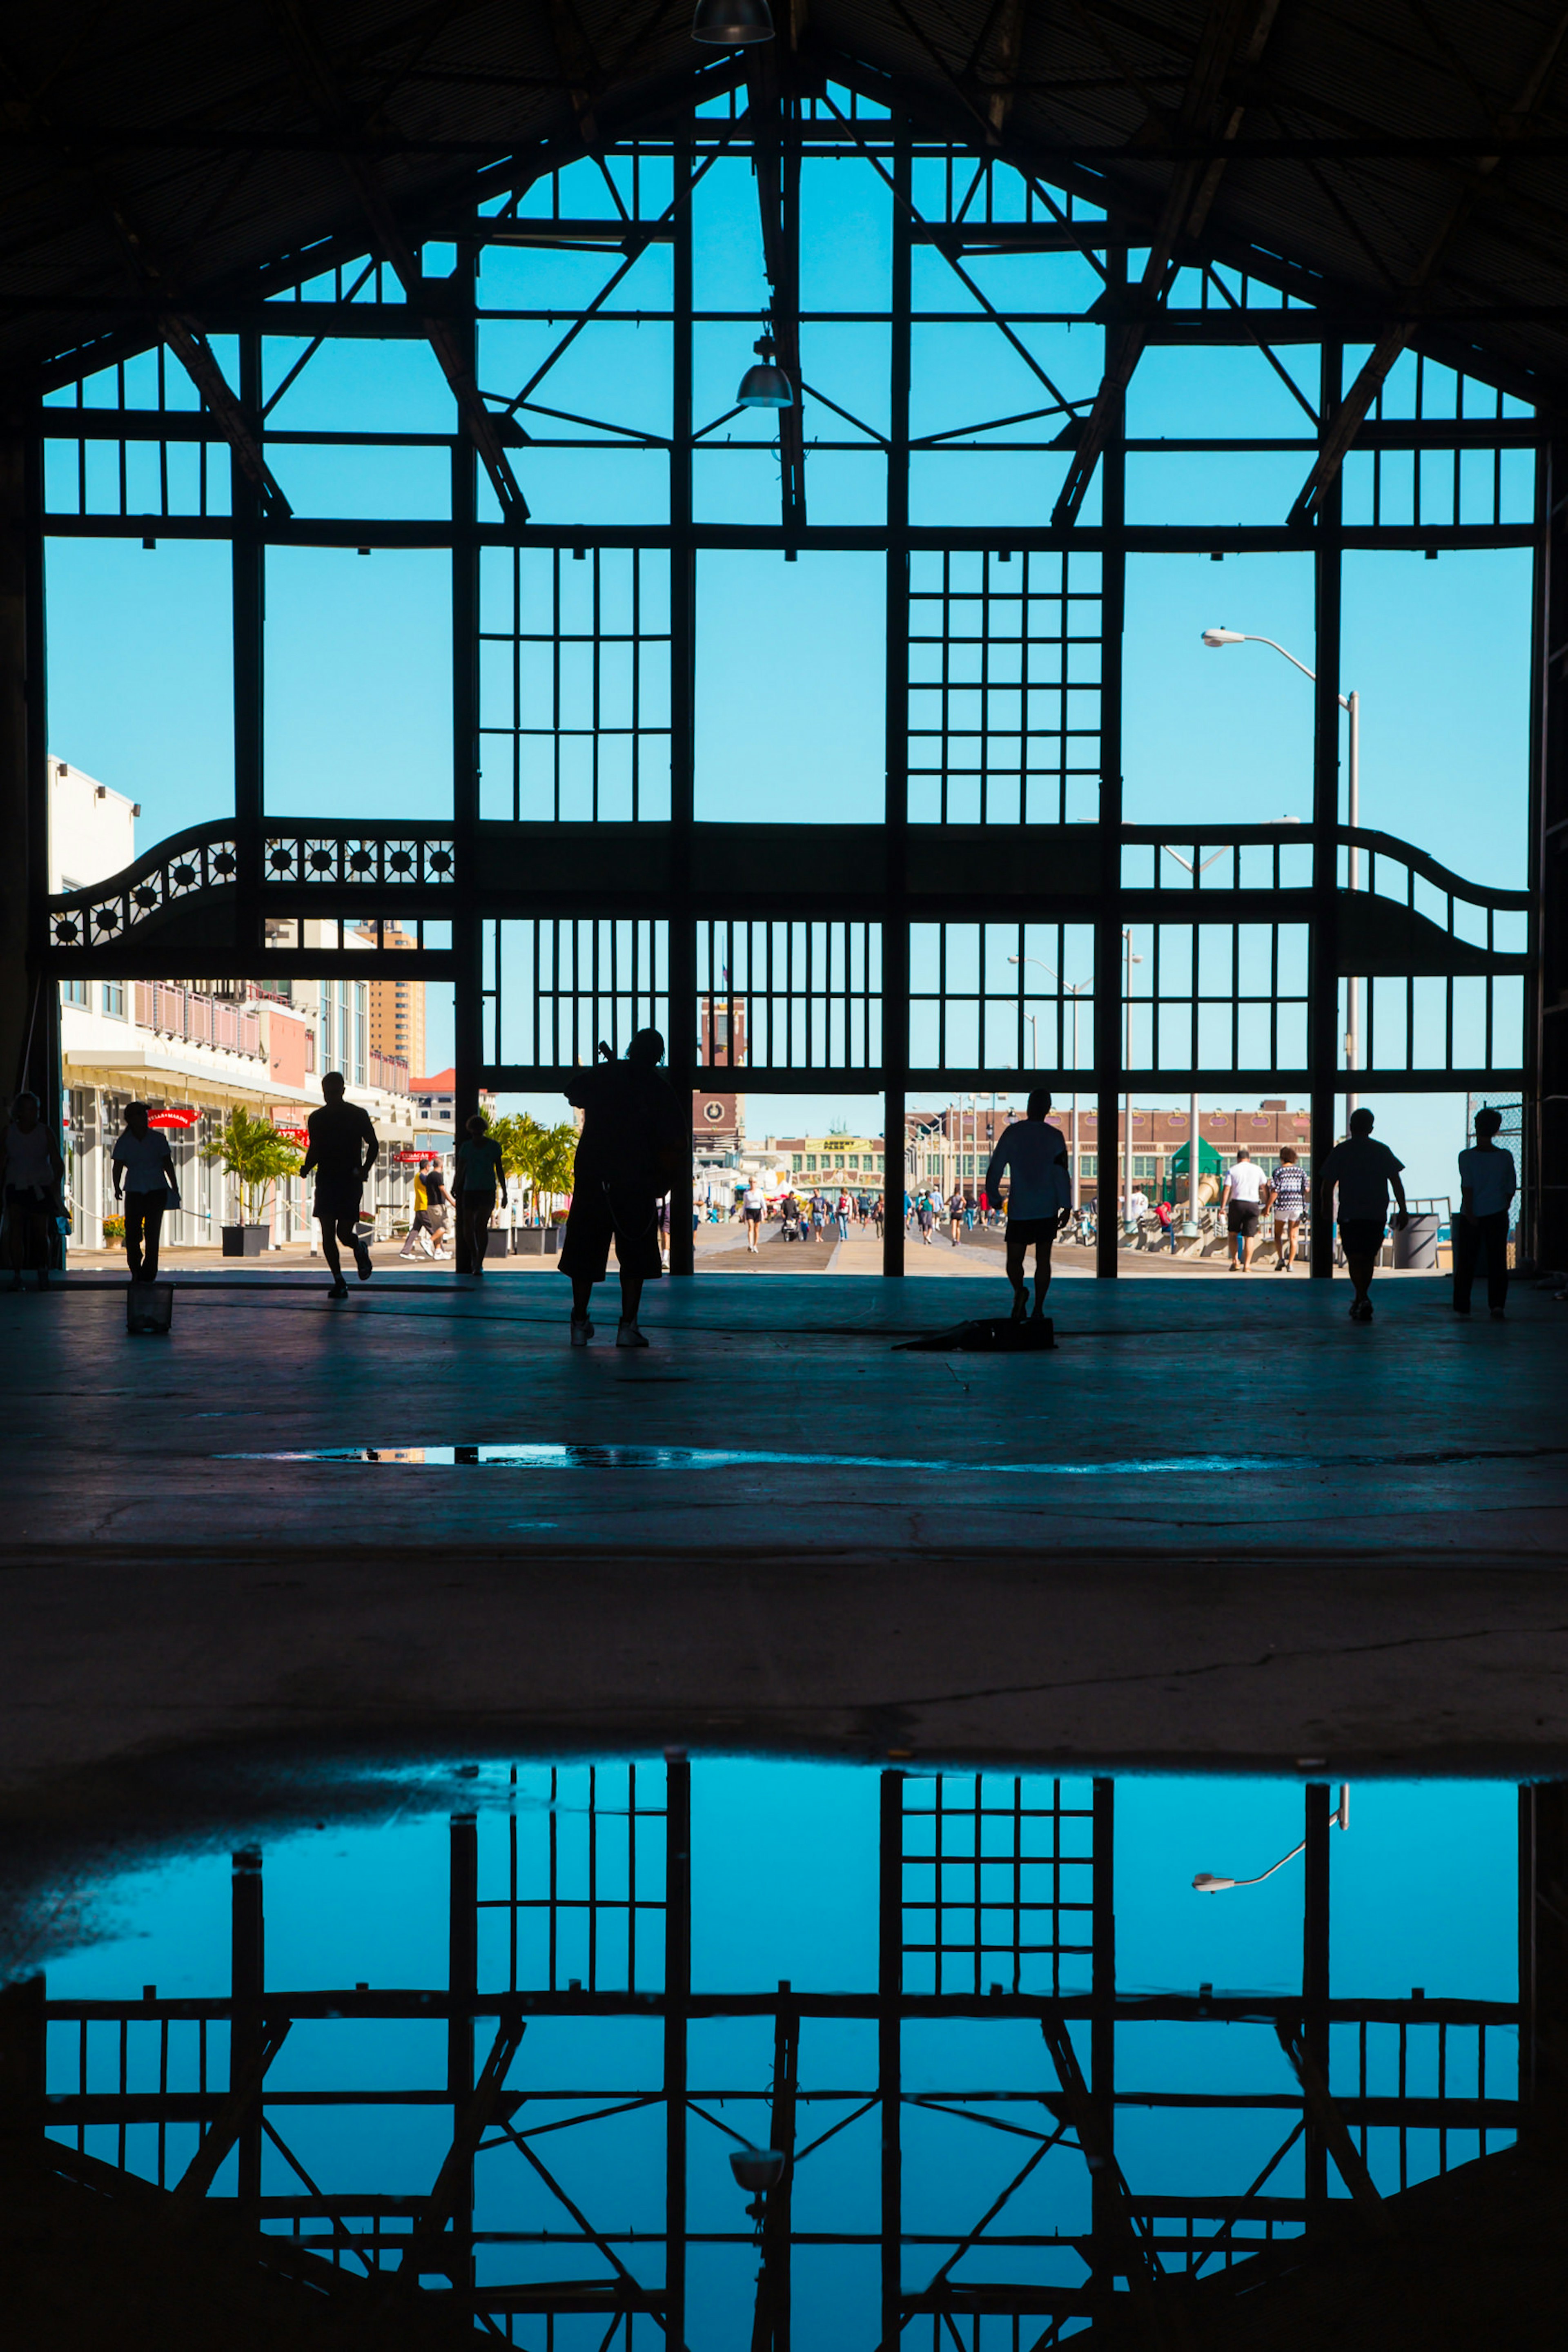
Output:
[394, 1149, 431, 1165]
[273, 1124, 309, 1146]
[148, 1106, 199, 1129]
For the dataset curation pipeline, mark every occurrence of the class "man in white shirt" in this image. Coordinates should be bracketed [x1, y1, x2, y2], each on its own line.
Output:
[1453, 1106, 1516, 1319]
[1221, 1148, 1265, 1273]
[983, 1089, 1073, 1322]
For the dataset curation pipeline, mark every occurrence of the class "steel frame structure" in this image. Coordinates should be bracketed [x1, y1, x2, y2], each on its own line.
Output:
[11, 66, 1550, 1275]
[13, 1761, 1552, 2348]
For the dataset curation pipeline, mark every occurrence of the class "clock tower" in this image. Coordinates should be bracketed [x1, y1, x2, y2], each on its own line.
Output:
[695, 1001, 746, 1147]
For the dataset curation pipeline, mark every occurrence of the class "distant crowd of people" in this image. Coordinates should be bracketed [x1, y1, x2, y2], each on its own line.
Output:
[0, 1059, 1522, 1335]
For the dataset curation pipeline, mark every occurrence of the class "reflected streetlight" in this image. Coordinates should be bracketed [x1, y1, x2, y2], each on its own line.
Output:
[1193, 1784, 1350, 1892]
[1201, 626, 1362, 1117]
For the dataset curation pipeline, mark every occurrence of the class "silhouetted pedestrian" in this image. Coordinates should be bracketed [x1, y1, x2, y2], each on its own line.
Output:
[1222, 1148, 1265, 1272]
[454, 1113, 508, 1277]
[400, 1158, 449, 1259]
[1265, 1145, 1308, 1271]
[2, 1092, 64, 1291]
[1316, 1108, 1409, 1323]
[1453, 1106, 1516, 1319]
[561, 1030, 684, 1347]
[300, 1072, 379, 1300]
[112, 1101, 178, 1283]
[984, 1088, 1072, 1322]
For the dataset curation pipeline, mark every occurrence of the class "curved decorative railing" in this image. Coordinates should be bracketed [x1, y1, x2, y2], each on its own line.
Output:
[49, 826, 239, 949]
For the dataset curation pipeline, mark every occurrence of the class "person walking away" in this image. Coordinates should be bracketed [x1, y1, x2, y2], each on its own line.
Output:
[1154, 1196, 1175, 1253]
[454, 1113, 508, 1277]
[560, 1029, 684, 1347]
[112, 1102, 178, 1284]
[917, 1193, 936, 1245]
[984, 1090, 1073, 1322]
[1265, 1146, 1308, 1272]
[947, 1190, 964, 1247]
[874, 1192, 885, 1240]
[811, 1192, 828, 1245]
[399, 1158, 448, 1259]
[1222, 1149, 1265, 1273]
[300, 1072, 379, 1299]
[1453, 1106, 1516, 1319]
[742, 1179, 765, 1253]
[1316, 1108, 1409, 1323]
[1, 1091, 65, 1290]
[836, 1190, 852, 1242]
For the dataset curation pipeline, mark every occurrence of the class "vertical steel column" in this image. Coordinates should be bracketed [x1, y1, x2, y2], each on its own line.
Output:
[234, 332, 265, 973]
[1308, 345, 1345, 1279]
[878, 1770, 903, 2350]
[668, 128, 698, 1276]
[1301, 1783, 1331, 2217]
[230, 1846, 264, 2221]
[0, 1974, 45, 2200]
[1532, 444, 1568, 1269]
[0, 433, 40, 1104]
[1094, 254, 1127, 1280]
[1089, 1777, 1116, 2312]
[882, 122, 912, 1277]
[448, 1809, 478, 2292]
[452, 232, 484, 1153]
[1519, 1780, 1568, 2147]
[664, 1758, 692, 2345]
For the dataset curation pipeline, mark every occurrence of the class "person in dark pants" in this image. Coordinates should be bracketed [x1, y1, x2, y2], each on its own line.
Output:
[1, 1091, 65, 1290]
[1316, 1107, 1410, 1324]
[300, 1072, 379, 1300]
[1453, 1106, 1516, 1319]
[984, 1089, 1073, 1322]
[560, 1030, 685, 1348]
[454, 1113, 508, 1275]
[111, 1101, 178, 1282]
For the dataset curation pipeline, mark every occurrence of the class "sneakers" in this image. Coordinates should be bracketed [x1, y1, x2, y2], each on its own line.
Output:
[617, 1320, 649, 1348]
[352, 1236, 374, 1282]
[570, 1316, 594, 1347]
[329, 1277, 349, 1300]
[1350, 1296, 1374, 1322]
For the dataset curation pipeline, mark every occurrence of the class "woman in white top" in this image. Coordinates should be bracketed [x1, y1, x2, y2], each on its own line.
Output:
[1263, 1145, 1309, 1272]
[111, 1102, 179, 1284]
[1, 1091, 65, 1289]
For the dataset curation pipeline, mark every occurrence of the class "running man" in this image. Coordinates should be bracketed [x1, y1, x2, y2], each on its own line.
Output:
[1316, 1108, 1409, 1323]
[300, 1072, 378, 1298]
[1264, 1145, 1308, 1272]
[1221, 1148, 1265, 1273]
[984, 1090, 1073, 1322]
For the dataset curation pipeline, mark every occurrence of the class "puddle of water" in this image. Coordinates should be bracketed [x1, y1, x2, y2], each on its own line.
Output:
[8, 1755, 1528, 2340]
[218, 1444, 1283, 1474]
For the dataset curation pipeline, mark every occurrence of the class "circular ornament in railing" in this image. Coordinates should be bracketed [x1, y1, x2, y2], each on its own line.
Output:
[428, 847, 454, 876]
[53, 916, 80, 946]
[93, 904, 121, 934]
[172, 863, 197, 889]
[267, 844, 293, 874]
[131, 883, 160, 911]
[213, 850, 237, 877]
[387, 847, 414, 876]
[348, 848, 374, 876]
[307, 846, 334, 874]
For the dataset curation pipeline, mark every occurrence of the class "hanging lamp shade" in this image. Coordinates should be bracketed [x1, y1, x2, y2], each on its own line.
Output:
[737, 335, 793, 408]
[691, 0, 775, 42]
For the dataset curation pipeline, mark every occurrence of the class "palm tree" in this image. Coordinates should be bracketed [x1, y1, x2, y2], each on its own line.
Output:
[200, 1105, 303, 1228]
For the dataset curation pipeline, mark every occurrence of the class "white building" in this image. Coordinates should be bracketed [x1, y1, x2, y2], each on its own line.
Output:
[53, 763, 422, 1250]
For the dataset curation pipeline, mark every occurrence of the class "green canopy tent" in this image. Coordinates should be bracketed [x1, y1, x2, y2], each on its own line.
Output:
[1160, 1136, 1225, 1206]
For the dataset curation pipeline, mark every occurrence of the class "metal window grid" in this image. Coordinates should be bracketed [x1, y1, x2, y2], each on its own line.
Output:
[484, 918, 669, 1068]
[899, 1775, 1097, 1998]
[695, 920, 881, 1073]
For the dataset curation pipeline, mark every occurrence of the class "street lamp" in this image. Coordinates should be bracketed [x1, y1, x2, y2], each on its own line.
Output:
[1193, 1784, 1350, 1893]
[1008, 954, 1091, 1210]
[1120, 928, 1143, 1230]
[1160, 848, 1227, 1240]
[1201, 626, 1362, 1117]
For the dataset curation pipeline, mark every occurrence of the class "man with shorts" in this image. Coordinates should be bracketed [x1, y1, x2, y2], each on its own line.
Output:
[984, 1089, 1073, 1323]
[1316, 1107, 1409, 1323]
[560, 1030, 685, 1347]
[300, 1071, 378, 1299]
[1222, 1148, 1265, 1273]
[399, 1158, 450, 1259]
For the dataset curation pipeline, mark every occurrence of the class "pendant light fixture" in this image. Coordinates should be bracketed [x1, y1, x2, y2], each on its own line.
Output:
[737, 332, 793, 408]
[691, 0, 774, 42]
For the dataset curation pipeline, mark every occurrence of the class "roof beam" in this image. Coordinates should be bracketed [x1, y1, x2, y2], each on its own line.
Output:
[746, 38, 807, 537]
[1052, 0, 1283, 528]
[1287, 4, 1568, 527]
[267, 0, 529, 524]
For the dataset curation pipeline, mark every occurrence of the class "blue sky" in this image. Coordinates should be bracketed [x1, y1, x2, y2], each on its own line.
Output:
[41, 126, 1532, 1191]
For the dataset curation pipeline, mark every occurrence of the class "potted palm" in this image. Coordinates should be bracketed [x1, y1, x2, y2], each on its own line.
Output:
[201, 1106, 303, 1256]
[498, 1116, 578, 1253]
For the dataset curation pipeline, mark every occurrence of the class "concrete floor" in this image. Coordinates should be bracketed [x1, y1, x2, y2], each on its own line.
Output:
[3, 1258, 1567, 1824]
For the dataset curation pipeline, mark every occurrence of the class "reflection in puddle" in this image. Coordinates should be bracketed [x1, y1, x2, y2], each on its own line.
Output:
[7, 1758, 1540, 2345]
[219, 1444, 1283, 1474]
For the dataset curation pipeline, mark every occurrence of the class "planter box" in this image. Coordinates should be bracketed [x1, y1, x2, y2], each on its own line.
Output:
[512, 1227, 561, 1256]
[484, 1227, 512, 1259]
[221, 1224, 269, 1258]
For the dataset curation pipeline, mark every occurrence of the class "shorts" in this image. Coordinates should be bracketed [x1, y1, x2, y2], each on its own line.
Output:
[1226, 1203, 1260, 1237]
[744, 1207, 762, 1223]
[1004, 1217, 1057, 1246]
[413, 1206, 447, 1232]
[313, 1176, 363, 1229]
[559, 1179, 664, 1283]
[1337, 1216, 1386, 1256]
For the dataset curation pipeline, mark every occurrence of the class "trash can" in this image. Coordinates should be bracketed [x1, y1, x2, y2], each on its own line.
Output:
[1392, 1213, 1440, 1271]
[127, 1282, 173, 1336]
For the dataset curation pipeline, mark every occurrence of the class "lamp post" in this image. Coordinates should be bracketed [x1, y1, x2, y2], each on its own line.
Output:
[1192, 1784, 1350, 1892]
[1160, 847, 1227, 1239]
[1120, 928, 1143, 1229]
[1008, 955, 1091, 1209]
[1201, 627, 1361, 1117]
